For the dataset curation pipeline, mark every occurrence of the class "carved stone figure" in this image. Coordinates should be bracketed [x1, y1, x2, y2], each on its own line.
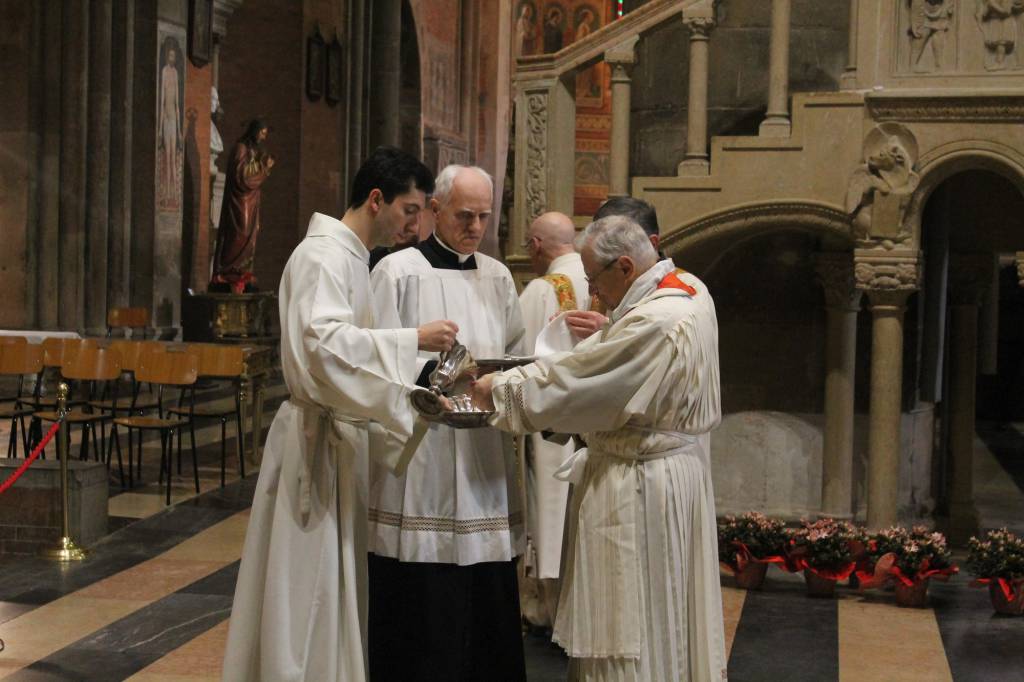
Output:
[976, 0, 1024, 70]
[909, 0, 954, 72]
[846, 125, 920, 244]
[210, 119, 275, 293]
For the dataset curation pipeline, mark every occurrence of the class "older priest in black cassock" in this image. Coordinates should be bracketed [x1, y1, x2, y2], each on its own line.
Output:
[367, 164, 527, 681]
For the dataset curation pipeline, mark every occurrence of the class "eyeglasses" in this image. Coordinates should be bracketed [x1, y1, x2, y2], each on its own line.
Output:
[521, 235, 541, 250]
[584, 259, 618, 284]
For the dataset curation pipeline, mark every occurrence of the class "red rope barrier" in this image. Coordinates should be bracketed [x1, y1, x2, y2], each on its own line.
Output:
[0, 420, 62, 495]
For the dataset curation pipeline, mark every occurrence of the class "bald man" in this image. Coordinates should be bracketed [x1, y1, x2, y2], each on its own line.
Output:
[516, 211, 589, 632]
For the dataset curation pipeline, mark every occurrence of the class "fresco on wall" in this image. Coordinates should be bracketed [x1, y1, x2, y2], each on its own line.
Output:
[155, 22, 187, 327]
[516, 0, 612, 215]
[158, 31, 186, 213]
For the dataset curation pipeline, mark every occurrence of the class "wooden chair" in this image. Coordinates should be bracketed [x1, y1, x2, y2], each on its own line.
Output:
[107, 307, 150, 339]
[35, 347, 124, 478]
[89, 340, 162, 416]
[22, 338, 97, 451]
[114, 349, 200, 504]
[0, 343, 43, 458]
[169, 344, 247, 487]
[0, 336, 28, 403]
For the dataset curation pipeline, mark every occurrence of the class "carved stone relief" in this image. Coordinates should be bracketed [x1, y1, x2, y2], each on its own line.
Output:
[524, 92, 548, 224]
[854, 256, 921, 292]
[975, 0, 1024, 71]
[814, 253, 863, 311]
[909, 0, 955, 72]
[846, 123, 920, 247]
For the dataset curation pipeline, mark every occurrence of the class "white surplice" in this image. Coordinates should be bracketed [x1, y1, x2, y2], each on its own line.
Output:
[517, 252, 589, 626]
[368, 240, 527, 564]
[489, 259, 728, 682]
[222, 213, 419, 682]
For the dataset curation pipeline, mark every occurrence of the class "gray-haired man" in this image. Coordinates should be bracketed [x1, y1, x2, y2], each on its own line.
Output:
[472, 215, 727, 681]
[367, 164, 527, 681]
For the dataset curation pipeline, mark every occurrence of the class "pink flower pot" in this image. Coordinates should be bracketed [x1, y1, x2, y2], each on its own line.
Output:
[894, 579, 929, 608]
[734, 562, 768, 590]
[990, 583, 1024, 616]
[804, 569, 836, 598]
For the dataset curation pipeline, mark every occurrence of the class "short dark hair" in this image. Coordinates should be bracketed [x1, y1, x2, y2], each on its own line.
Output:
[348, 146, 435, 209]
[593, 196, 660, 238]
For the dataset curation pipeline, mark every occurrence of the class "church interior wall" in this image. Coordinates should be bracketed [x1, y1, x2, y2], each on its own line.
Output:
[217, 0, 304, 296]
[184, 60, 212, 294]
[0, 0, 33, 330]
[628, 0, 848, 178]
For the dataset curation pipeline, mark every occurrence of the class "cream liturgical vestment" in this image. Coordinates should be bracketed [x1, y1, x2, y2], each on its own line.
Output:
[489, 259, 728, 682]
[368, 234, 527, 563]
[517, 252, 588, 625]
[222, 213, 419, 682]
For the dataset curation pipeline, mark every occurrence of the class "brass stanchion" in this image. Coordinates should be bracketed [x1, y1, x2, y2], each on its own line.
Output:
[41, 382, 88, 561]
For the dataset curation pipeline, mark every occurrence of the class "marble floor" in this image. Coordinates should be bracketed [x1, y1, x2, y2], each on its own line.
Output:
[0, 405, 1022, 679]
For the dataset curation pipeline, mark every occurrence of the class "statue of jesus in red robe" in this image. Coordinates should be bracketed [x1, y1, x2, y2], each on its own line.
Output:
[210, 119, 274, 293]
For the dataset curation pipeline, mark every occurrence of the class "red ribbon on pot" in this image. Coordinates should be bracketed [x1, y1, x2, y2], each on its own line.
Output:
[721, 541, 787, 574]
[971, 577, 1022, 602]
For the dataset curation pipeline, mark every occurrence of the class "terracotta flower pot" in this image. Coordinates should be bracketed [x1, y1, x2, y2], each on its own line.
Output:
[734, 561, 768, 590]
[990, 583, 1024, 616]
[894, 579, 929, 608]
[804, 569, 836, 598]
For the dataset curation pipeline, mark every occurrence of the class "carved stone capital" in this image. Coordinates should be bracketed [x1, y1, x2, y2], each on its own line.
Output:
[948, 254, 995, 306]
[864, 287, 913, 312]
[683, 15, 716, 38]
[814, 252, 862, 311]
[604, 35, 639, 66]
[854, 249, 921, 293]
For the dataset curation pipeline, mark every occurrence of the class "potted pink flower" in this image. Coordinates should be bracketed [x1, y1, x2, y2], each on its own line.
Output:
[787, 518, 865, 598]
[857, 526, 957, 607]
[718, 512, 789, 590]
[967, 528, 1024, 616]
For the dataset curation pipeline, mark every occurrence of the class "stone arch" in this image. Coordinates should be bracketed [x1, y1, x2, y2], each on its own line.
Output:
[907, 140, 1024, 245]
[659, 201, 853, 260]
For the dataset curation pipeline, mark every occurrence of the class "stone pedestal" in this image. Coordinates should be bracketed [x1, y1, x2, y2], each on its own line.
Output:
[181, 291, 279, 343]
[0, 459, 108, 555]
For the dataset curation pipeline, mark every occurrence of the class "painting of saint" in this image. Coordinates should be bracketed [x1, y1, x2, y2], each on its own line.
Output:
[158, 36, 185, 212]
[574, 5, 602, 104]
[543, 4, 566, 53]
[515, 1, 538, 57]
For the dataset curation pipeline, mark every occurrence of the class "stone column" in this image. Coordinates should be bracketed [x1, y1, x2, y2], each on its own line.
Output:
[841, 0, 858, 90]
[58, 0, 89, 331]
[108, 0, 135, 312]
[85, 0, 113, 334]
[857, 253, 920, 528]
[605, 37, 638, 198]
[36, 0, 63, 329]
[945, 255, 992, 544]
[346, 0, 369, 200]
[369, 0, 401, 150]
[759, 0, 791, 137]
[815, 253, 862, 518]
[678, 13, 716, 176]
